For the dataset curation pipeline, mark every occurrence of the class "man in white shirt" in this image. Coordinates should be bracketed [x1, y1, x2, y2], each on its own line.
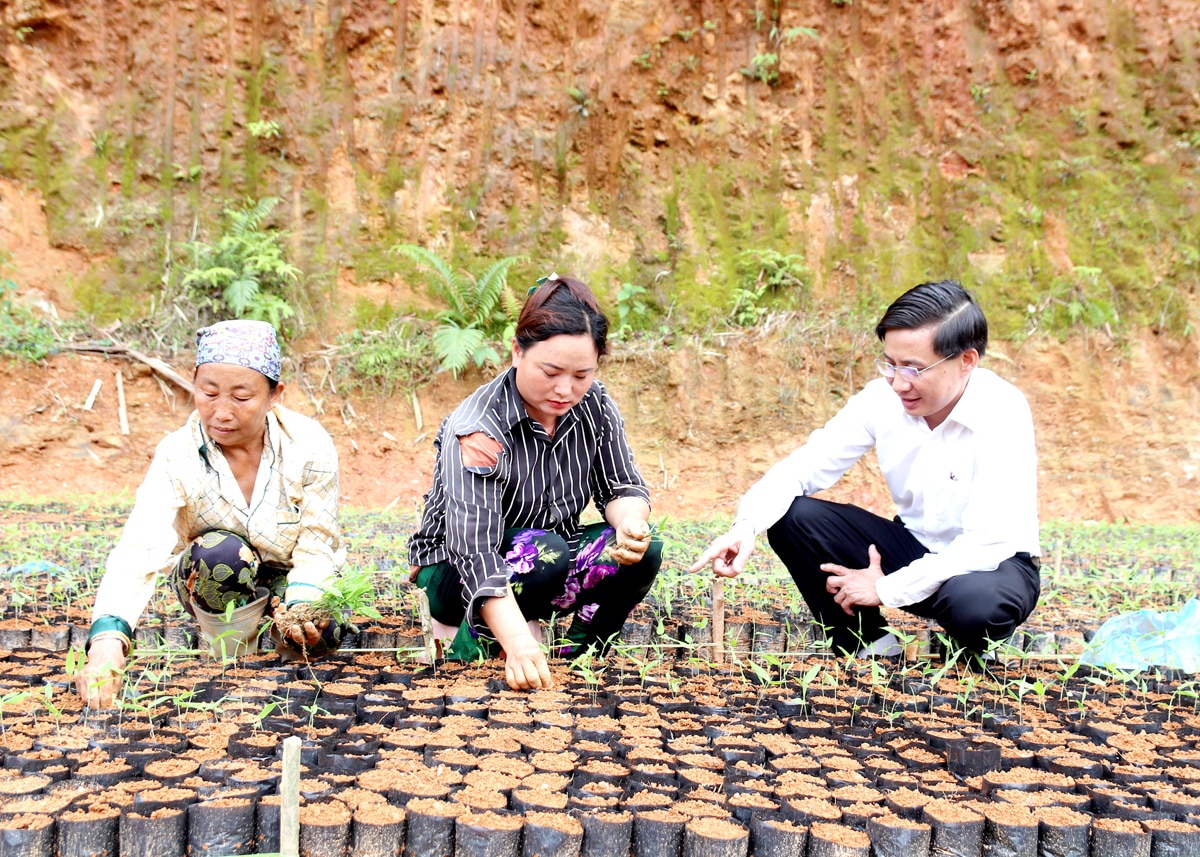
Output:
[691, 280, 1041, 657]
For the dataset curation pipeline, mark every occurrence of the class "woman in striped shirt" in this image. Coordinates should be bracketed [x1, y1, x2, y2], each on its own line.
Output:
[409, 275, 663, 690]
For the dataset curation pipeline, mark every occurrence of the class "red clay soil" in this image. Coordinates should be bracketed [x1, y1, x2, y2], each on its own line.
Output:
[2, 327, 1199, 525]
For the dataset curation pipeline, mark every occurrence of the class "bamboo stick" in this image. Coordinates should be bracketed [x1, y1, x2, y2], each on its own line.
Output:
[280, 736, 301, 857]
[82, 379, 102, 411]
[125, 347, 194, 396]
[63, 343, 194, 396]
[711, 577, 725, 664]
[415, 588, 438, 665]
[115, 370, 129, 435]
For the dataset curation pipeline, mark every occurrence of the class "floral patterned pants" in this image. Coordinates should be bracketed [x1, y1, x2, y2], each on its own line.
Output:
[170, 529, 287, 617]
[417, 523, 662, 660]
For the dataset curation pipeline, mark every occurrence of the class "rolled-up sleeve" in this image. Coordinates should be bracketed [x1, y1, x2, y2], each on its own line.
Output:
[93, 448, 187, 630]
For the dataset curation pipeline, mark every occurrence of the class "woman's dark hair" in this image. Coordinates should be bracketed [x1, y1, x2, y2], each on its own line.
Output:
[515, 274, 609, 357]
[875, 279, 988, 359]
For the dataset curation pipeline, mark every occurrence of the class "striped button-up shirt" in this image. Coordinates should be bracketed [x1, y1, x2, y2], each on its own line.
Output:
[409, 369, 650, 628]
[92, 406, 345, 629]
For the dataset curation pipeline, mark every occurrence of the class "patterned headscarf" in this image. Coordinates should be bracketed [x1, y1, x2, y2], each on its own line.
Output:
[195, 320, 282, 382]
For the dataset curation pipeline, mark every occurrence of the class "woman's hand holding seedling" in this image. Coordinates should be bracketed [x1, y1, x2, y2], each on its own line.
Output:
[271, 570, 378, 657]
[74, 638, 126, 708]
[272, 602, 330, 648]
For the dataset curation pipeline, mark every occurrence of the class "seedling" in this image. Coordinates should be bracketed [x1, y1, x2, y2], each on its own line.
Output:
[273, 567, 382, 659]
[569, 647, 606, 703]
[251, 701, 281, 732]
[0, 690, 31, 734]
[312, 568, 384, 622]
[39, 684, 64, 729]
[301, 702, 333, 729]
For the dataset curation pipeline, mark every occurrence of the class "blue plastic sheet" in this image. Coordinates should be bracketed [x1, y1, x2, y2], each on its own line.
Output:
[0, 560, 66, 578]
[1080, 598, 1200, 673]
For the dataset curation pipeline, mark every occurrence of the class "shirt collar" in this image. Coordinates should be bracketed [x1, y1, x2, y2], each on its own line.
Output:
[264, 408, 282, 454]
[189, 410, 217, 469]
[941, 367, 989, 431]
[495, 369, 528, 432]
[494, 368, 584, 437]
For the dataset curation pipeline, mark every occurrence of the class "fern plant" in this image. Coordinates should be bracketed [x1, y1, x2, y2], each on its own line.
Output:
[180, 197, 300, 334]
[392, 244, 526, 375]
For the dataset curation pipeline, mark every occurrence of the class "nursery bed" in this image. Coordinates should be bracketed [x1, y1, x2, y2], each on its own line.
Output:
[0, 502, 1196, 856]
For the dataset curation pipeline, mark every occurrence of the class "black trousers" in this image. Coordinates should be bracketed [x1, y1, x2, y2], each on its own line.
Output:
[767, 496, 1041, 655]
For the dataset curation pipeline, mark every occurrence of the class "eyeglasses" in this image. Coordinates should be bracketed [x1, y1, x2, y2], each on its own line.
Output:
[875, 352, 959, 382]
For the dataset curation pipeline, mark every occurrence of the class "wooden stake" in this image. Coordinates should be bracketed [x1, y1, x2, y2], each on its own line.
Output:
[412, 390, 424, 432]
[115, 370, 130, 435]
[154, 375, 177, 412]
[415, 588, 438, 666]
[711, 577, 725, 664]
[82, 379, 102, 411]
[126, 346, 194, 396]
[280, 735, 301, 857]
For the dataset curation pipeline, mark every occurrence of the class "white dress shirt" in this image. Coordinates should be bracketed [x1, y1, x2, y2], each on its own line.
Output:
[734, 367, 1040, 608]
[92, 406, 345, 629]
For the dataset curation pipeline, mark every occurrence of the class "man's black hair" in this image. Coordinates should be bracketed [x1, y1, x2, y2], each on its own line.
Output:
[875, 279, 988, 359]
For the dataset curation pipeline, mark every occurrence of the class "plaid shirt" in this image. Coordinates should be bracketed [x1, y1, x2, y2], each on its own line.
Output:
[92, 406, 345, 629]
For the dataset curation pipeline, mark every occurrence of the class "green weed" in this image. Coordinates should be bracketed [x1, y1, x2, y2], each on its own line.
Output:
[331, 320, 438, 396]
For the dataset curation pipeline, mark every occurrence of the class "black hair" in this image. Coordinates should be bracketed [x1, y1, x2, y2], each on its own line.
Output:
[875, 279, 988, 359]
[515, 275, 609, 357]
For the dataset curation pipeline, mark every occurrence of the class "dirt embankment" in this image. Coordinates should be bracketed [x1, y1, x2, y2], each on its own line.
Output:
[2, 328, 1197, 526]
[0, 1, 1197, 528]
[2, 0, 1197, 318]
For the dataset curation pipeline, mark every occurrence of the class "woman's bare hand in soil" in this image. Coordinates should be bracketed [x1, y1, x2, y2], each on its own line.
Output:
[272, 603, 327, 647]
[503, 634, 553, 691]
[75, 638, 126, 708]
[481, 591, 552, 691]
